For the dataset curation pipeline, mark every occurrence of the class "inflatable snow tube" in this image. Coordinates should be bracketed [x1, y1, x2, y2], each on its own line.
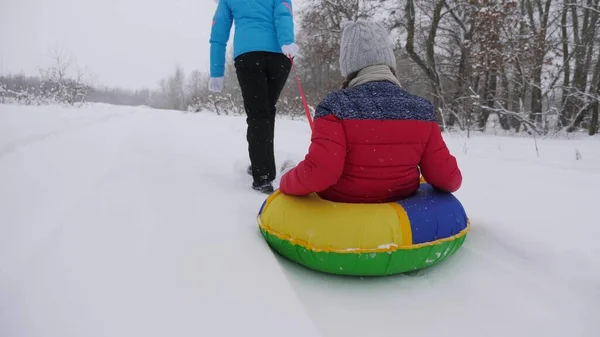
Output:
[257, 182, 470, 276]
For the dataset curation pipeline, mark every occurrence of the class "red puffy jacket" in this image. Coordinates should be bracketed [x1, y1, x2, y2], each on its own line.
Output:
[279, 81, 462, 203]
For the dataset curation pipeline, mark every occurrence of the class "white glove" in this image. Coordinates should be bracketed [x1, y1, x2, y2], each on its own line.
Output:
[208, 77, 224, 93]
[281, 43, 299, 58]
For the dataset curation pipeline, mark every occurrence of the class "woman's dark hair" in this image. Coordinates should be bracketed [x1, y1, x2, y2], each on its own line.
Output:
[341, 66, 397, 89]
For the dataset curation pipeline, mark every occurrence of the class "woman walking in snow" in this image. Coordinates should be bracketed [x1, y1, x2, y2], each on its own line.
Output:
[208, 0, 299, 193]
[279, 20, 462, 203]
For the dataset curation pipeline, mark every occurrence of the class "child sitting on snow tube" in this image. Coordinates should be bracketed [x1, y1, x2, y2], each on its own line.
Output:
[279, 20, 462, 203]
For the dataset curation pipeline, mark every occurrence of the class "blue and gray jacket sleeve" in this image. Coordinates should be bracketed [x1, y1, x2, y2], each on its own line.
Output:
[273, 0, 295, 48]
[209, 0, 233, 78]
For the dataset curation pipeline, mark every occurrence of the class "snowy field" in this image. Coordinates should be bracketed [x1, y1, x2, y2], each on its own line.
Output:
[1, 103, 598, 337]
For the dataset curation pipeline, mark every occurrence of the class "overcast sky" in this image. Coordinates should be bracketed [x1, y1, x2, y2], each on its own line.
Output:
[0, 0, 236, 90]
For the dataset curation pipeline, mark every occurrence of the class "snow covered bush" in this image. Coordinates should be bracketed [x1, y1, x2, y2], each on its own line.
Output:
[38, 52, 90, 106]
[0, 52, 90, 107]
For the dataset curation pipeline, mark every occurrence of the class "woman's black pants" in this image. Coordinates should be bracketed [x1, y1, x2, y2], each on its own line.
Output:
[234, 51, 292, 184]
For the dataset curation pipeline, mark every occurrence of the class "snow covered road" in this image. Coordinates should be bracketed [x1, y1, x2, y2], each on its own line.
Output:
[1, 103, 598, 337]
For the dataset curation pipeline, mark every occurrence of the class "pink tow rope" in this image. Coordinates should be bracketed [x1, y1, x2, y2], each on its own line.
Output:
[289, 57, 314, 131]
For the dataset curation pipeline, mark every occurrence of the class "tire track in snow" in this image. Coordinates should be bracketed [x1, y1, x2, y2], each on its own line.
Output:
[0, 111, 129, 160]
[0, 109, 138, 292]
[460, 223, 597, 335]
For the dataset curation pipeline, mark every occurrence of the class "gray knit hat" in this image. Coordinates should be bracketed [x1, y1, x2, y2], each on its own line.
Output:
[339, 20, 396, 77]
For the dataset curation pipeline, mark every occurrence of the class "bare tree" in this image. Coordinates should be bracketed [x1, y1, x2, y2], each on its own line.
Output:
[38, 49, 90, 105]
[185, 70, 208, 111]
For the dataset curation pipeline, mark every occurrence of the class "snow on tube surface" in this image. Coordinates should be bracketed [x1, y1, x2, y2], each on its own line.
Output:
[257, 181, 470, 276]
